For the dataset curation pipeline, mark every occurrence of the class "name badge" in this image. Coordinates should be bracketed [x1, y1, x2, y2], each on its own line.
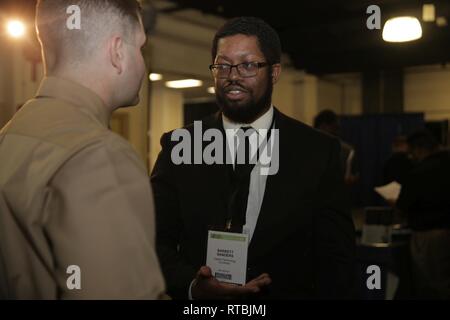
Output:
[206, 230, 249, 285]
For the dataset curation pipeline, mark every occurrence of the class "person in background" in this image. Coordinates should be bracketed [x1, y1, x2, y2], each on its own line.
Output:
[313, 109, 359, 186]
[382, 135, 414, 185]
[0, 0, 164, 299]
[396, 129, 450, 299]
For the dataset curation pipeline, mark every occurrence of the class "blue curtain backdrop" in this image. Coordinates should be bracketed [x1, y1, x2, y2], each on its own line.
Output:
[340, 113, 425, 207]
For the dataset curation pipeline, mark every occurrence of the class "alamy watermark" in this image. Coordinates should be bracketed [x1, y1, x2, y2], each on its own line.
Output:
[170, 122, 280, 176]
[66, 265, 81, 290]
[66, 5, 81, 30]
[366, 265, 381, 290]
[366, 5, 381, 30]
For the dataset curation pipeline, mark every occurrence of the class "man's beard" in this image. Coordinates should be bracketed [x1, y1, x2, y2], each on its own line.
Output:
[216, 76, 273, 124]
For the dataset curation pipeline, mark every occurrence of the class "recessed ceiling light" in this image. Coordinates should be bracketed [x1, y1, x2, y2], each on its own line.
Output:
[436, 16, 448, 27]
[165, 79, 203, 89]
[422, 4, 435, 22]
[149, 73, 163, 81]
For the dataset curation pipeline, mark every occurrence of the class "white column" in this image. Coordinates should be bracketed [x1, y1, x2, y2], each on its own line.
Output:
[293, 72, 319, 126]
[148, 83, 184, 170]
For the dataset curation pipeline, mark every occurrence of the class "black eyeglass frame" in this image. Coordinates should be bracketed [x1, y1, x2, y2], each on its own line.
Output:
[209, 62, 270, 79]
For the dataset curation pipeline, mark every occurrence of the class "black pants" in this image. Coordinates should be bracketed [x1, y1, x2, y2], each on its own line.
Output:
[410, 229, 450, 299]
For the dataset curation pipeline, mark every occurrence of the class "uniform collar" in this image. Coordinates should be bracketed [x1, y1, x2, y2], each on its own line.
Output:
[36, 76, 110, 128]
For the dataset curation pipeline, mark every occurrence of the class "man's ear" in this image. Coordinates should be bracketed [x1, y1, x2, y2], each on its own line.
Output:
[271, 63, 281, 84]
[109, 36, 124, 75]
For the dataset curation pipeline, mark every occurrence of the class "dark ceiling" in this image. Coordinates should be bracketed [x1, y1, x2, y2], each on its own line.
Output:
[1, 0, 449, 75]
[165, 0, 450, 74]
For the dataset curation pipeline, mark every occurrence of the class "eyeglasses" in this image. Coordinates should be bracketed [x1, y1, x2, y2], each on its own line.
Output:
[209, 62, 269, 79]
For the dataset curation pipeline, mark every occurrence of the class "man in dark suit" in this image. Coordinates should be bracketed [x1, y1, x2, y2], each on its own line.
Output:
[151, 17, 356, 299]
[396, 130, 450, 299]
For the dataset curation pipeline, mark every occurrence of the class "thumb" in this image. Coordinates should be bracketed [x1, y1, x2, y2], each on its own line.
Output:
[197, 266, 213, 279]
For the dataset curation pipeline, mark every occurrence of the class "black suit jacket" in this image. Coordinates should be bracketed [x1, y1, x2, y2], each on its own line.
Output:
[151, 108, 356, 299]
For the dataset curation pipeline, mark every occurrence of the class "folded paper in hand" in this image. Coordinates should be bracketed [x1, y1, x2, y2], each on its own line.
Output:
[374, 181, 402, 201]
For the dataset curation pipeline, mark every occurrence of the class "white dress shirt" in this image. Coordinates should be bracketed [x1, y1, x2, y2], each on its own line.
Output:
[222, 106, 274, 242]
[189, 106, 274, 299]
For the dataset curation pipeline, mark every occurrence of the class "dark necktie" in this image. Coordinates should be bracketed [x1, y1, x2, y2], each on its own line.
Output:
[227, 126, 256, 233]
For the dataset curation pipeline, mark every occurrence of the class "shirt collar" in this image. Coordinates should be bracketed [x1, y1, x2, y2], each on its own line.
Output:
[222, 105, 274, 132]
[36, 76, 110, 128]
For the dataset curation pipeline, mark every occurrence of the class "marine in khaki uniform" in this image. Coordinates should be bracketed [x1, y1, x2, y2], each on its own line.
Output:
[0, 0, 165, 299]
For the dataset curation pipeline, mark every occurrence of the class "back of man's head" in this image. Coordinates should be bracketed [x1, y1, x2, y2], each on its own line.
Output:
[407, 129, 440, 162]
[36, 1, 155, 110]
[313, 110, 338, 128]
[407, 129, 439, 150]
[313, 109, 341, 137]
[36, 0, 142, 73]
[392, 135, 408, 153]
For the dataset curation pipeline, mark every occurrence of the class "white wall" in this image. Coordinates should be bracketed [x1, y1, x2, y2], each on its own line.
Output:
[404, 64, 450, 121]
[318, 73, 363, 116]
[0, 40, 43, 128]
[0, 41, 13, 128]
[149, 83, 183, 169]
[113, 78, 150, 165]
[271, 65, 307, 121]
[148, 14, 215, 78]
[144, 13, 222, 170]
[318, 79, 342, 113]
[273, 71, 363, 126]
[292, 73, 319, 126]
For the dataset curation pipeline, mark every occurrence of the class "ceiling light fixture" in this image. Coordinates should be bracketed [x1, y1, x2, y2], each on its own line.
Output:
[6, 20, 26, 38]
[149, 73, 163, 81]
[165, 79, 203, 89]
[422, 4, 435, 22]
[382, 16, 422, 43]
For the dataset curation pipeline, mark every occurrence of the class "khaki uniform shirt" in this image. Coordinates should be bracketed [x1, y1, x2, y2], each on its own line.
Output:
[0, 77, 165, 299]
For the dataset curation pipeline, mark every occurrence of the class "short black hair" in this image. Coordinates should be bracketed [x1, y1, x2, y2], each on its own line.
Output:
[211, 17, 282, 64]
[407, 129, 439, 150]
[313, 110, 339, 128]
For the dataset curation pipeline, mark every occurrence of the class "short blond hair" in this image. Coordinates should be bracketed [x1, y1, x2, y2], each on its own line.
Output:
[36, 0, 142, 70]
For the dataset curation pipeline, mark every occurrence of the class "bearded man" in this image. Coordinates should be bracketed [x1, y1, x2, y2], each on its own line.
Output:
[151, 17, 355, 300]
